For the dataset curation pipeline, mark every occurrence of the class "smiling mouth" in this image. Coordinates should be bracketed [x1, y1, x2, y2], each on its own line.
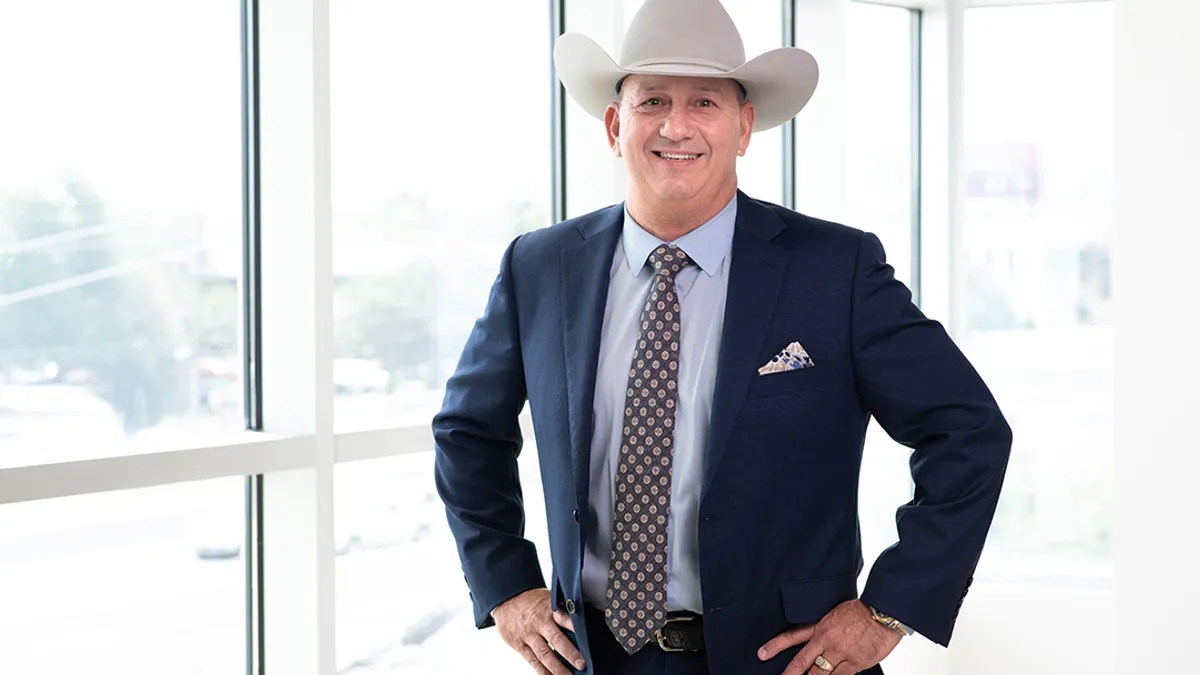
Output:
[653, 151, 702, 161]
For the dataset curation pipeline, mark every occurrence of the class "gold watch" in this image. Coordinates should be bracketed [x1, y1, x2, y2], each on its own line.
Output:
[869, 606, 914, 637]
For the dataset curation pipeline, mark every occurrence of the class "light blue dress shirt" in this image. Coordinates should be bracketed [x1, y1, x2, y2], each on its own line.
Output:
[581, 196, 737, 614]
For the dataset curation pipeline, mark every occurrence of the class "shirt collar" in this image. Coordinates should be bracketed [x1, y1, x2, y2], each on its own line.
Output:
[621, 195, 737, 278]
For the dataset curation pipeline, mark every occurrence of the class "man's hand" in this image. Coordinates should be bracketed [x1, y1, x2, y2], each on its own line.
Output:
[757, 600, 902, 674]
[491, 589, 587, 674]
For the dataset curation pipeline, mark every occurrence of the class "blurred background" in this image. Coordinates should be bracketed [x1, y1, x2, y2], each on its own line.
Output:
[0, 0, 1190, 673]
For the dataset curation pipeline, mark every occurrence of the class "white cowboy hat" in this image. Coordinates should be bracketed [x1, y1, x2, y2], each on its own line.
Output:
[554, 0, 819, 133]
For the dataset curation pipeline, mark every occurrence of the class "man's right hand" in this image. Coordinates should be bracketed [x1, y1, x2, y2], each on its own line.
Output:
[491, 588, 587, 674]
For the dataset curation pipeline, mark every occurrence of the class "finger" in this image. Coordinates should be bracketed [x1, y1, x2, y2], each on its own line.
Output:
[542, 624, 586, 671]
[552, 609, 576, 633]
[527, 636, 573, 675]
[758, 624, 817, 661]
[782, 640, 824, 675]
[515, 645, 554, 675]
[829, 662, 858, 675]
[806, 656, 842, 675]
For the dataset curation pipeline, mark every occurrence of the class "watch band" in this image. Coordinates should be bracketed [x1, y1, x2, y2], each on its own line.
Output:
[869, 606, 914, 637]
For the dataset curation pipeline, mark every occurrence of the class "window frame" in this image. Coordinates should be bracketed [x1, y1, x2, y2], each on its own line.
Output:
[0, 2, 1116, 674]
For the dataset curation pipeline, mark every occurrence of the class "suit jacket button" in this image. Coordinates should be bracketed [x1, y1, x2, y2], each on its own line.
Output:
[572, 509, 579, 523]
[565, 599, 577, 614]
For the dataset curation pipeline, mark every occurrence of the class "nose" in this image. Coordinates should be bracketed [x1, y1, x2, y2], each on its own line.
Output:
[659, 106, 696, 142]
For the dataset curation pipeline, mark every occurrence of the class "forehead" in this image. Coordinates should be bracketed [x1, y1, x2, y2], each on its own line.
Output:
[622, 75, 739, 97]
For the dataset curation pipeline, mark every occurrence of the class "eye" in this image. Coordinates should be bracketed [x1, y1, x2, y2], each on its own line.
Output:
[696, 99, 715, 107]
[643, 97, 663, 106]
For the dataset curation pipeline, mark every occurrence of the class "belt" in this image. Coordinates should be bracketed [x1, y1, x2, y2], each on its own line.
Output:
[587, 606, 706, 652]
[654, 612, 706, 652]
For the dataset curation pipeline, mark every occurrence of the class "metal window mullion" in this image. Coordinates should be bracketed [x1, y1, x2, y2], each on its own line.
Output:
[246, 474, 265, 675]
[910, 7, 924, 306]
[782, 0, 797, 210]
[240, 0, 265, 670]
[242, 0, 263, 434]
[551, 0, 568, 223]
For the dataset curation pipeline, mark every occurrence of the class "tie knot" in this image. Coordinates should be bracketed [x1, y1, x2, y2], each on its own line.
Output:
[648, 245, 692, 278]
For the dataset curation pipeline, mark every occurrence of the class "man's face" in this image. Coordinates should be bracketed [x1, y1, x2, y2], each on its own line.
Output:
[605, 75, 755, 205]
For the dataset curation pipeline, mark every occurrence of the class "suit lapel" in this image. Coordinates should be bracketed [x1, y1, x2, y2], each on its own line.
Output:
[560, 208, 623, 511]
[702, 194, 789, 501]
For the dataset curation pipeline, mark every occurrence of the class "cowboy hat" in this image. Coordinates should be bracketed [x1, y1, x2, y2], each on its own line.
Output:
[553, 0, 819, 133]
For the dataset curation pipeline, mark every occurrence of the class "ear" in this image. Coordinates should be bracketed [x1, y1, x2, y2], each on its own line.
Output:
[605, 103, 622, 157]
[738, 101, 756, 156]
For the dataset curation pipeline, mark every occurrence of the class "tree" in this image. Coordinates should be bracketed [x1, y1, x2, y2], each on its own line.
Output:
[335, 264, 435, 386]
[0, 180, 196, 435]
[330, 193, 548, 390]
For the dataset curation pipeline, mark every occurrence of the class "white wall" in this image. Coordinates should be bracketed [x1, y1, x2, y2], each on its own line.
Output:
[1114, 0, 1200, 672]
[950, 582, 1114, 673]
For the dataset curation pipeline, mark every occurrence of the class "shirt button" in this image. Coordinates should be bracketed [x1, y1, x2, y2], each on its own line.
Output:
[565, 599, 577, 614]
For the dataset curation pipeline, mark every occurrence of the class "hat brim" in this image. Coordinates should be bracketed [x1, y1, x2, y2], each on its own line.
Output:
[553, 32, 819, 133]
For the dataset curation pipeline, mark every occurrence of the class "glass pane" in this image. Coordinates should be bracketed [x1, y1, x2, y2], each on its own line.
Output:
[331, 0, 551, 432]
[0, 478, 246, 673]
[335, 453, 551, 673]
[845, 3, 915, 288]
[962, 2, 1114, 571]
[840, 1, 918, 578]
[712, 0, 785, 204]
[564, 0, 628, 218]
[0, 1, 246, 467]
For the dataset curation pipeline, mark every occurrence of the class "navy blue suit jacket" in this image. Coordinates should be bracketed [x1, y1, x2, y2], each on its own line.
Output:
[433, 192, 1012, 674]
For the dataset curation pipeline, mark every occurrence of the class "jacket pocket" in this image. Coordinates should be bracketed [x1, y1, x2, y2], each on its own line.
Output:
[780, 573, 859, 625]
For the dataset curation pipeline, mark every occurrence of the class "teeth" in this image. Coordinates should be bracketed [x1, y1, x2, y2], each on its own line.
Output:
[660, 152, 699, 160]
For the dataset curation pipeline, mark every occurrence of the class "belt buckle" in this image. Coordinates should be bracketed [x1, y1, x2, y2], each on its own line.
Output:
[655, 615, 696, 653]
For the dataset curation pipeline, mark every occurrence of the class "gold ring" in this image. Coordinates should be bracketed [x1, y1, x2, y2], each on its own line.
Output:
[814, 655, 835, 671]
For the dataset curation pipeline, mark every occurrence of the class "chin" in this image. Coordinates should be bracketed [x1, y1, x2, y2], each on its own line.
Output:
[650, 181, 702, 202]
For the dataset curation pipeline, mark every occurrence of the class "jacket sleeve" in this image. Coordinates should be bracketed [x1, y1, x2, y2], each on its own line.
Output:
[432, 235, 545, 629]
[851, 232, 1013, 646]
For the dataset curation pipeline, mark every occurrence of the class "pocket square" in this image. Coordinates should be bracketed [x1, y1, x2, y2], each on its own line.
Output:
[757, 341, 815, 375]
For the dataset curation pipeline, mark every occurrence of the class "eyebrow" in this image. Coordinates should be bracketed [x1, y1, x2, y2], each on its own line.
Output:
[638, 84, 725, 94]
[632, 85, 735, 102]
[628, 81, 748, 103]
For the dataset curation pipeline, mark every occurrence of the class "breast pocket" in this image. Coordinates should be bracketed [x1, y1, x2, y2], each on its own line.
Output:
[745, 364, 836, 399]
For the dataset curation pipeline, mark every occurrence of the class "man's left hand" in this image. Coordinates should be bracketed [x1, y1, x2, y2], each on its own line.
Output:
[757, 600, 902, 674]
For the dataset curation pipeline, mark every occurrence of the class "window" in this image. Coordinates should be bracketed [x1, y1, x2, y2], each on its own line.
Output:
[844, 2, 917, 290]
[330, 0, 551, 433]
[0, 478, 245, 673]
[0, 0, 246, 466]
[563, 0, 632, 218]
[793, 1, 917, 287]
[330, 0, 553, 668]
[334, 453, 552, 673]
[960, 2, 1114, 571]
[831, 1, 921, 578]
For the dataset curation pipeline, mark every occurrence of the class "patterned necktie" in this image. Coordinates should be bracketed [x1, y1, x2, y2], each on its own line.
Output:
[605, 244, 692, 654]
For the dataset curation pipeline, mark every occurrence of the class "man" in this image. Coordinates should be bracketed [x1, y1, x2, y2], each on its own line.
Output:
[433, 0, 1012, 673]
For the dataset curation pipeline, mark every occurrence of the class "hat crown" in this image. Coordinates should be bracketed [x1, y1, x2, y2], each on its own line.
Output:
[619, 0, 746, 72]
